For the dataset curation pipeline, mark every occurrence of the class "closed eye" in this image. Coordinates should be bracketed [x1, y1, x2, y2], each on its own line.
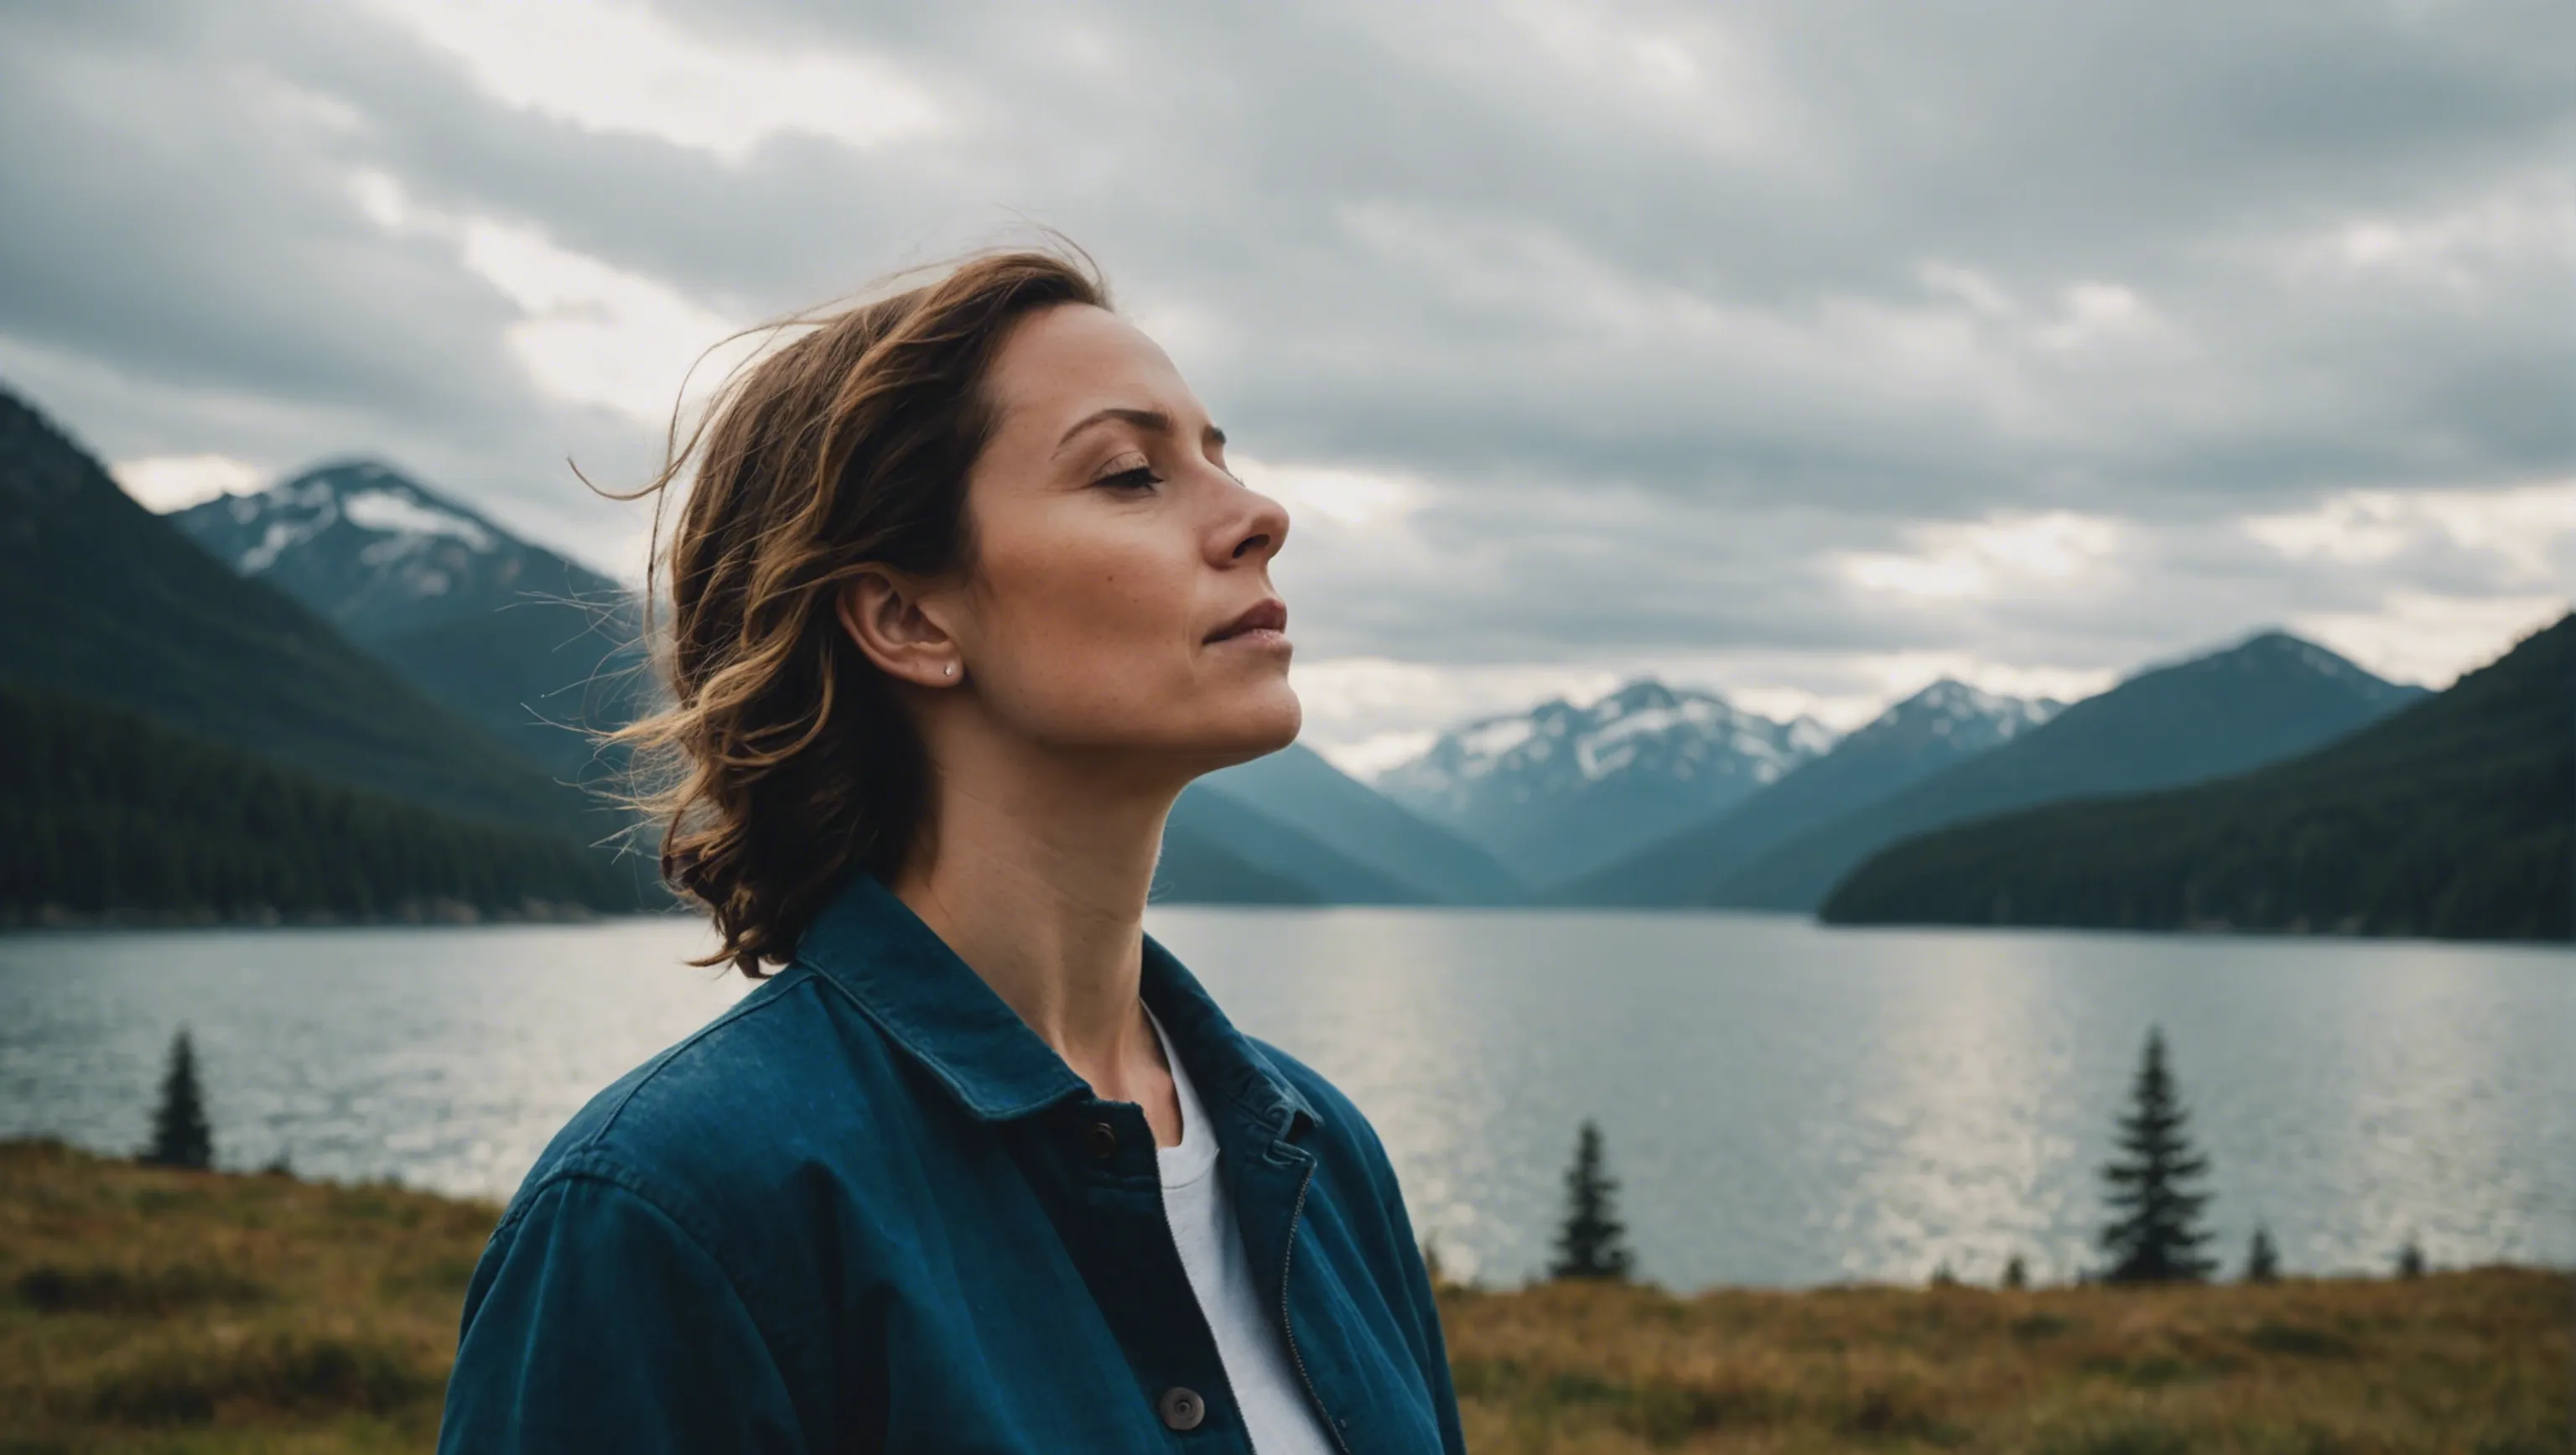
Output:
[1095, 464, 1162, 491]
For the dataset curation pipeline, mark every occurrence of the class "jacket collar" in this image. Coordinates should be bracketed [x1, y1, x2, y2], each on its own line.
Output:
[792, 867, 1322, 1141]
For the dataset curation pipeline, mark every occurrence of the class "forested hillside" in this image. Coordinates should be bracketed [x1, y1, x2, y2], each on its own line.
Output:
[0, 387, 611, 839]
[1820, 615, 2573, 942]
[0, 680, 646, 925]
[1708, 632, 2425, 912]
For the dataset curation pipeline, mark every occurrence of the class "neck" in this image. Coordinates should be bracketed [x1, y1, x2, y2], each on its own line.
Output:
[888, 733, 1182, 1101]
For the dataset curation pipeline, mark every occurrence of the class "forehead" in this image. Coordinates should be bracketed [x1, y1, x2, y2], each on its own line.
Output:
[983, 303, 1192, 431]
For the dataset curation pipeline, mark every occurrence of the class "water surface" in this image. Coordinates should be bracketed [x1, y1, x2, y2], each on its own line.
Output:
[2, 910, 2564, 1290]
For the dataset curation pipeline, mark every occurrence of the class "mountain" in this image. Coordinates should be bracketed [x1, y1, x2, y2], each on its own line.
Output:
[1823, 614, 2573, 942]
[1559, 681, 2060, 905]
[1151, 816, 1323, 905]
[1377, 678, 1836, 888]
[1199, 743, 1526, 904]
[1706, 631, 2429, 912]
[1166, 780, 1432, 903]
[169, 460, 650, 788]
[0, 387, 613, 839]
[2, 678, 643, 925]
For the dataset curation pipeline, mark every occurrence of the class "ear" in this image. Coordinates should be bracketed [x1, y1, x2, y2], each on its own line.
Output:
[835, 568, 964, 688]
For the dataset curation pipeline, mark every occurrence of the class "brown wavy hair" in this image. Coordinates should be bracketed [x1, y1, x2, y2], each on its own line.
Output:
[593, 247, 1110, 978]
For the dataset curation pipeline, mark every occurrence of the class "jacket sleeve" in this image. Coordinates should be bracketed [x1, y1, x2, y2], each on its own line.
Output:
[437, 1171, 808, 1454]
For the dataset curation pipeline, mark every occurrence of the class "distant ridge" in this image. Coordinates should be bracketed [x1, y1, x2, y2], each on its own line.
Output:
[169, 460, 598, 641]
[1152, 815, 1323, 905]
[1166, 780, 1432, 904]
[0, 385, 612, 839]
[1202, 743, 1526, 904]
[169, 460, 651, 790]
[1707, 631, 2428, 912]
[1561, 680, 2059, 906]
[1823, 614, 2573, 942]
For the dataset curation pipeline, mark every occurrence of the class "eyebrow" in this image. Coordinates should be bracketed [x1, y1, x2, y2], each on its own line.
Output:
[1052, 407, 1228, 457]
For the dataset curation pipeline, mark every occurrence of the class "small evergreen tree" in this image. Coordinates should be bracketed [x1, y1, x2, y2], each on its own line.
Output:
[141, 1028, 212, 1170]
[2395, 1234, 2426, 1279]
[1548, 1120, 1633, 1281]
[2097, 1026, 2215, 1282]
[2002, 1253, 2028, 1290]
[2243, 1224, 2280, 1282]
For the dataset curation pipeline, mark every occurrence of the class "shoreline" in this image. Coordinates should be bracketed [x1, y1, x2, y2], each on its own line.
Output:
[0, 902, 683, 932]
[9, 901, 2571, 952]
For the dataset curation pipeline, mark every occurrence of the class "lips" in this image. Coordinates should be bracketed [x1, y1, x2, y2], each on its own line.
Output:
[1207, 597, 1288, 643]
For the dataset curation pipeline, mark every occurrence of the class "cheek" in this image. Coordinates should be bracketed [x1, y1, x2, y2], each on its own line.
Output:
[973, 518, 1202, 727]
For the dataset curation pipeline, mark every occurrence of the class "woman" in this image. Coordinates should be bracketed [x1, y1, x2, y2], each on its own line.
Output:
[436, 248, 1467, 1453]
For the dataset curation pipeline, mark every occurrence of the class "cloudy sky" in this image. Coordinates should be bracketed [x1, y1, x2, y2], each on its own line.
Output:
[5, 1, 2569, 772]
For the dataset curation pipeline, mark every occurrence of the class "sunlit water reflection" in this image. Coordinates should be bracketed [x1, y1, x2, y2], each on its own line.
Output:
[2, 910, 2565, 1290]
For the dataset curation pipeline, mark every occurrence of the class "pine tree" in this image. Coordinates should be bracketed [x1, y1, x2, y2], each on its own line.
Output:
[1548, 1120, 1633, 1281]
[2097, 1026, 2215, 1282]
[142, 1028, 212, 1170]
[2243, 1224, 2280, 1282]
[2002, 1253, 2028, 1290]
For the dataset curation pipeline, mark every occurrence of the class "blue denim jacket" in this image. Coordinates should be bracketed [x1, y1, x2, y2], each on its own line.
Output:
[437, 866, 1467, 1452]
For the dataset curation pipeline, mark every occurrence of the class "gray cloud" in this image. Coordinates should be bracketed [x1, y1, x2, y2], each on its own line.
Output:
[1, 0, 2568, 752]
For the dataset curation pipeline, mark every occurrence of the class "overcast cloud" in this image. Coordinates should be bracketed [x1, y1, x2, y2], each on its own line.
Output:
[3, 0, 2568, 768]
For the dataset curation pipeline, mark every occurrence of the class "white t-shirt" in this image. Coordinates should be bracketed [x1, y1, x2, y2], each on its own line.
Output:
[1144, 1006, 1341, 1455]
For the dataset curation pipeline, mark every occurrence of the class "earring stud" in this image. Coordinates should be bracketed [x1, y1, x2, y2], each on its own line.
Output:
[944, 663, 955, 678]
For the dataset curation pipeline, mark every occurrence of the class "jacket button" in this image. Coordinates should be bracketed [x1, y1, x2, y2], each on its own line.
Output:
[1087, 1121, 1119, 1160]
[1157, 1385, 1205, 1431]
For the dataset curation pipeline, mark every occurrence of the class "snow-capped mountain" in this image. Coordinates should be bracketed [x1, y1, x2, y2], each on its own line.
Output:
[169, 460, 649, 787]
[1374, 678, 1837, 887]
[1555, 678, 2064, 904]
[1842, 679, 2062, 761]
[170, 460, 618, 643]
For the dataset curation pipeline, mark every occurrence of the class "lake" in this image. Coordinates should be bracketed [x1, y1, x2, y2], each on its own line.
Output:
[2, 909, 2566, 1291]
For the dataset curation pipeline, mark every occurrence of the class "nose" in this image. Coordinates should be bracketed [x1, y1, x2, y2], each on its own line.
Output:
[1219, 473, 1290, 565]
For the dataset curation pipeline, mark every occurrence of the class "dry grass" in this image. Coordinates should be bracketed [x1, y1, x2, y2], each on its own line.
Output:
[3, 1139, 2566, 1453]
[0, 1139, 493, 1453]
[1440, 1269, 2571, 1453]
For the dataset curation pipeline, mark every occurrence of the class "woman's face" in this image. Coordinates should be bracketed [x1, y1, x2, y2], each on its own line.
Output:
[930, 302, 1300, 775]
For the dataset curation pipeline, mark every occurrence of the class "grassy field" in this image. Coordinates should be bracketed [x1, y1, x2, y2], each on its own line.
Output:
[1441, 1273, 2568, 1453]
[2, 1139, 2566, 1453]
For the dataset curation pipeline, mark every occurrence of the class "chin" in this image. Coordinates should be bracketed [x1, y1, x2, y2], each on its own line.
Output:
[1185, 680, 1302, 767]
